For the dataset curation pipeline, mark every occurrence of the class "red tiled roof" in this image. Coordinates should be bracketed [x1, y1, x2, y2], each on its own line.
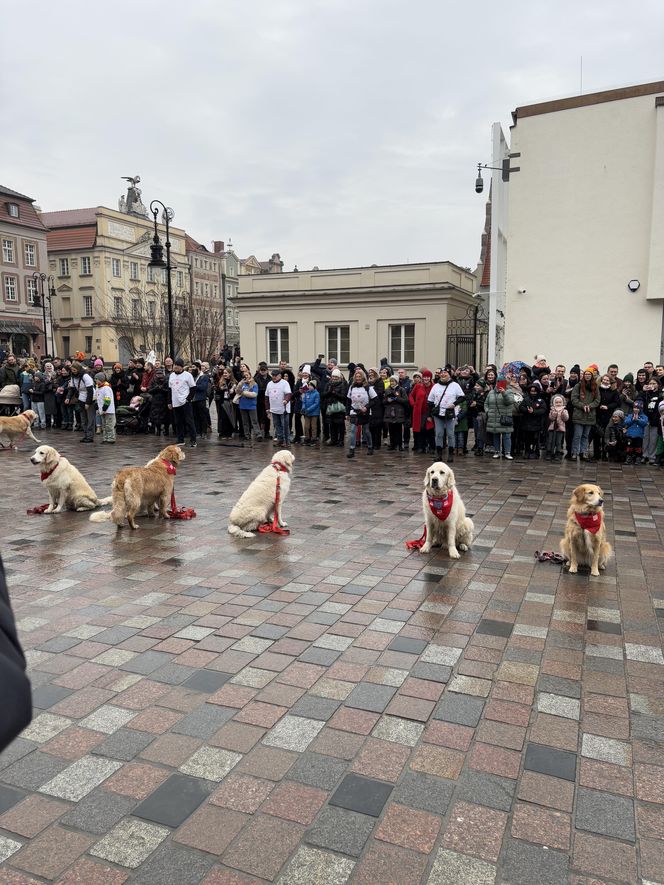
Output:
[0, 186, 48, 232]
[47, 226, 97, 252]
[40, 208, 99, 228]
[0, 185, 34, 201]
[185, 234, 207, 253]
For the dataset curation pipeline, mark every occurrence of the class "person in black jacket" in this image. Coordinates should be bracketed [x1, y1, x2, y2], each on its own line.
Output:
[519, 383, 547, 458]
[593, 373, 622, 461]
[0, 555, 32, 752]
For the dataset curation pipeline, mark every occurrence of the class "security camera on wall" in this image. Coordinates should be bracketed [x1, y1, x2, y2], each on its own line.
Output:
[517, 288, 527, 295]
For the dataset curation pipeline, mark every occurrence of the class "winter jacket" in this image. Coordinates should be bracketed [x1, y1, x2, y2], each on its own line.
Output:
[322, 379, 348, 422]
[383, 385, 408, 424]
[19, 370, 33, 395]
[624, 412, 648, 439]
[110, 369, 130, 405]
[238, 381, 259, 411]
[409, 381, 434, 433]
[0, 557, 32, 752]
[643, 390, 663, 427]
[485, 389, 516, 434]
[0, 364, 19, 389]
[369, 381, 385, 426]
[148, 380, 170, 424]
[454, 400, 469, 433]
[595, 386, 621, 428]
[192, 373, 210, 402]
[301, 388, 321, 417]
[547, 405, 569, 432]
[570, 382, 600, 426]
[519, 394, 547, 432]
[604, 421, 625, 447]
[29, 380, 47, 403]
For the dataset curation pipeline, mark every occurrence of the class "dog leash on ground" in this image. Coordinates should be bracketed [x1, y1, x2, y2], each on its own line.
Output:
[27, 463, 60, 514]
[161, 460, 197, 520]
[534, 550, 568, 564]
[405, 491, 454, 551]
[258, 464, 290, 535]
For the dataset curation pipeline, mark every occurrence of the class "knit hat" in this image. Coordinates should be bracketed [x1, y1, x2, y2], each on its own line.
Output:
[271, 368, 282, 377]
[95, 372, 106, 383]
[412, 371, 422, 379]
[658, 401, 664, 414]
[421, 369, 433, 379]
[613, 409, 625, 419]
[389, 375, 399, 384]
[570, 364, 581, 377]
[174, 357, 185, 367]
[475, 379, 488, 389]
[519, 365, 532, 379]
[156, 368, 165, 376]
[94, 358, 103, 367]
[113, 362, 122, 370]
[308, 379, 317, 388]
[331, 368, 342, 378]
[623, 372, 634, 384]
[302, 364, 311, 375]
[634, 399, 644, 409]
[534, 354, 547, 363]
[584, 364, 599, 375]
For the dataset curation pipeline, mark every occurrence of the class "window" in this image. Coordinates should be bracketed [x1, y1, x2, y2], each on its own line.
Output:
[195, 282, 199, 296]
[162, 268, 167, 284]
[204, 283, 209, 296]
[147, 301, 155, 318]
[59, 257, 69, 276]
[83, 295, 93, 317]
[326, 325, 350, 364]
[7, 203, 19, 218]
[132, 299, 140, 318]
[389, 323, 415, 364]
[2, 239, 14, 263]
[130, 261, 139, 280]
[27, 278, 38, 304]
[24, 243, 36, 267]
[147, 266, 154, 283]
[112, 258, 121, 277]
[85, 335, 92, 353]
[4, 276, 17, 301]
[62, 336, 70, 356]
[80, 256, 91, 275]
[267, 327, 289, 364]
[114, 296, 123, 317]
[176, 270, 183, 288]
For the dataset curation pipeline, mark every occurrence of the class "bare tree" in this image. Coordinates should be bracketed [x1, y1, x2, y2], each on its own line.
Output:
[109, 287, 190, 360]
[188, 303, 224, 363]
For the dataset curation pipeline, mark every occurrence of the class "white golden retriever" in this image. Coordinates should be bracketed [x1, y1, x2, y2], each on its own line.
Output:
[30, 445, 111, 512]
[419, 462, 474, 558]
[228, 450, 294, 538]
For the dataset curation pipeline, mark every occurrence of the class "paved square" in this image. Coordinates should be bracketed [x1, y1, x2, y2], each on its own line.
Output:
[0, 434, 662, 881]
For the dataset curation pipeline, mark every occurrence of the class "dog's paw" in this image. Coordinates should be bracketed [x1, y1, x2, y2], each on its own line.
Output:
[568, 565, 578, 574]
[45, 506, 55, 514]
[54, 507, 64, 514]
[419, 545, 431, 554]
[279, 521, 288, 528]
[459, 543, 468, 552]
[590, 568, 600, 577]
[448, 548, 460, 559]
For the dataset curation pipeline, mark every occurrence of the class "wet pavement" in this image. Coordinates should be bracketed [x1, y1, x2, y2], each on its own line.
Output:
[0, 429, 663, 884]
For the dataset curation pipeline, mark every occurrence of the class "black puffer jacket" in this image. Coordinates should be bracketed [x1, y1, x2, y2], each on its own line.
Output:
[0, 557, 32, 751]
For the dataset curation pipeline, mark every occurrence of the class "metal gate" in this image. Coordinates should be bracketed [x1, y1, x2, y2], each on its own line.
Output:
[446, 317, 488, 369]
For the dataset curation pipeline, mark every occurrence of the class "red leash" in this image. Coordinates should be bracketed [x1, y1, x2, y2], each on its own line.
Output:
[28, 463, 60, 513]
[160, 458, 196, 519]
[258, 464, 290, 535]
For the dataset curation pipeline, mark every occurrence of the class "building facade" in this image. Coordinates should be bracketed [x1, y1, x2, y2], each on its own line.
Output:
[42, 205, 189, 362]
[502, 79, 664, 369]
[236, 261, 476, 371]
[0, 186, 48, 357]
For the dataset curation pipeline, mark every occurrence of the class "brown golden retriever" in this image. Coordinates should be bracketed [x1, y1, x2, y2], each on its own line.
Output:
[90, 444, 185, 529]
[560, 483, 612, 576]
[0, 410, 41, 448]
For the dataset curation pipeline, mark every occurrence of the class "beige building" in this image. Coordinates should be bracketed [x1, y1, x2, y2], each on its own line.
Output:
[0, 185, 49, 356]
[236, 261, 476, 372]
[502, 79, 664, 369]
[42, 205, 189, 362]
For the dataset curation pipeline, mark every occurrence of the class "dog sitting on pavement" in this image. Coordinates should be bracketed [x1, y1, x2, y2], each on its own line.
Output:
[30, 445, 111, 512]
[228, 450, 294, 538]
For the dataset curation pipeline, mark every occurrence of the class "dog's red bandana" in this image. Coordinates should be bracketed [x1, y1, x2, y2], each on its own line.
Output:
[427, 490, 454, 522]
[161, 459, 177, 475]
[272, 462, 288, 473]
[574, 511, 602, 534]
[40, 462, 59, 482]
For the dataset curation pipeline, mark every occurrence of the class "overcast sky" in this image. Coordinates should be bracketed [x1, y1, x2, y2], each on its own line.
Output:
[2, 1, 663, 271]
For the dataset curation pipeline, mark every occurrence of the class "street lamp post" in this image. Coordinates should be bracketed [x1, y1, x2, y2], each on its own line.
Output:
[148, 200, 175, 360]
[32, 272, 57, 357]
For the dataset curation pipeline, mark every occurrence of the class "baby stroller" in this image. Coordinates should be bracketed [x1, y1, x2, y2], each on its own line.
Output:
[116, 395, 152, 434]
[0, 384, 21, 417]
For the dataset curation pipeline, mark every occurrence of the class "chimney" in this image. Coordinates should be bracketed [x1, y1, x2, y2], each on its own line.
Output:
[213, 240, 225, 254]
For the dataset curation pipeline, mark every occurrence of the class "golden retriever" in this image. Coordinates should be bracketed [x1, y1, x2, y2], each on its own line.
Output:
[228, 450, 294, 538]
[419, 462, 474, 558]
[0, 411, 41, 449]
[30, 445, 111, 512]
[560, 483, 612, 576]
[90, 444, 185, 529]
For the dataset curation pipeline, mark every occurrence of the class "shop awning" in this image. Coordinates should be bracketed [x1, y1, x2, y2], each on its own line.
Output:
[0, 320, 43, 335]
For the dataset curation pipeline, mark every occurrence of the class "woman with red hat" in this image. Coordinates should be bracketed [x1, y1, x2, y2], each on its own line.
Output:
[409, 369, 435, 454]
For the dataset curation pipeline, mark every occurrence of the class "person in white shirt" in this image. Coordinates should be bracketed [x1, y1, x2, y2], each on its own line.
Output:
[427, 368, 465, 462]
[168, 358, 197, 447]
[266, 368, 292, 447]
[65, 362, 96, 443]
[94, 372, 116, 444]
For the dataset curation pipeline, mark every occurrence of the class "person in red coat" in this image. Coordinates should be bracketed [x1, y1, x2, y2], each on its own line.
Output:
[409, 369, 435, 454]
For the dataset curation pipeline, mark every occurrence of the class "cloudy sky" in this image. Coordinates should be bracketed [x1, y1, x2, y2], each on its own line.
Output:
[2, 1, 662, 271]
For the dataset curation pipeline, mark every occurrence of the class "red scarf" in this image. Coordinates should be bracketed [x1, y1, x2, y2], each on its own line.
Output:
[574, 511, 602, 534]
[272, 462, 288, 472]
[427, 489, 454, 522]
[161, 459, 177, 475]
[40, 462, 59, 481]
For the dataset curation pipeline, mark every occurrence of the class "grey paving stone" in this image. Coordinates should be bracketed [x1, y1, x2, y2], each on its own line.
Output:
[298, 647, 341, 665]
[524, 743, 577, 781]
[94, 626, 139, 644]
[289, 753, 347, 791]
[91, 817, 170, 868]
[344, 683, 397, 713]
[61, 789, 137, 834]
[291, 695, 342, 721]
[631, 714, 664, 741]
[31, 683, 74, 709]
[410, 663, 452, 683]
[36, 636, 81, 653]
[181, 669, 234, 693]
[133, 773, 214, 827]
[279, 845, 355, 885]
[263, 715, 325, 751]
[537, 675, 582, 699]
[0, 751, 70, 790]
[0, 784, 25, 815]
[120, 650, 174, 675]
[433, 693, 485, 726]
[329, 773, 392, 817]
[171, 703, 236, 738]
[575, 787, 636, 840]
[500, 839, 569, 885]
[428, 849, 496, 885]
[150, 663, 199, 684]
[477, 618, 513, 637]
[251, 623, 289, 639]
[130, 842, 215, 885]
[388, 636, 428, 654]
[392, 770, 455, 815]
[39, 755, 122, 801]
[92, 728, 155, 761]
[0, 738, 38, 771]
[454, 769, 516, 812]
[505, 648, 542, 664]
[305, 806, 375, 857]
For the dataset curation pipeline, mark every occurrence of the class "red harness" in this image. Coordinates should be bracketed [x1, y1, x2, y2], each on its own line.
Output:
[258, 462, 290, 535]
[40, 462, 59, 482]
[161, 458, 197, 519]
[574, 511, 602, 534]
[406, 490, 454, 550]
[161, 459, 177, 475]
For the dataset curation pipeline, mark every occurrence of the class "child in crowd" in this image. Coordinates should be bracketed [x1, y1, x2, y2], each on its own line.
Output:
[301, 380, 320, 445]
[604, 409, 625, 462]
[545, 394, 569, 460]
[29, 371, 47, 428]
[468, 379, 487, 456]
[454, 397, 469, 456]
[95, 372, 116, 444]
[623, 400, 648, 464]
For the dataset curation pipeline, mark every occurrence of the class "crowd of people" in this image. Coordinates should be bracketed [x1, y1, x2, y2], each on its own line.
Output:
[1, 350, 663, 466]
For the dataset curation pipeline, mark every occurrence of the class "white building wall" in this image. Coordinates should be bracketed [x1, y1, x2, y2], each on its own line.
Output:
[504, 87, 664, 371]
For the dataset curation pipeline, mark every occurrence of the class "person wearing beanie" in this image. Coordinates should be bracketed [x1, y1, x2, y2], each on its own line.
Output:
[168, 358, 197, 447]
[623, 398, 648, 464]
[605, 408, 626, 462]
[93, 358, 104, 369]
[467, 378, 488, 456]
[427, 367, 466, 462]
[532, 355, 550, 381]
[383, 374, 409, 452]
[620, 374, 636, 414]
[29, 371, 47, 429]
[148, 367, 170, 436]
[300, 379, 321, 445]
[65, 361, 96, 443]
[94, 372, 116, 443]
[322, 366, 347, 447]
[594, 372, 622, 460]
[520, 383, 547, 459]
[546, 394, 569, 461]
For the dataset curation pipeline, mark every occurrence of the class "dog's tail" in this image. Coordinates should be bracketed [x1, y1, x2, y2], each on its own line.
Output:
[228, 524, 255, 539]
[89, 510, 112, 522]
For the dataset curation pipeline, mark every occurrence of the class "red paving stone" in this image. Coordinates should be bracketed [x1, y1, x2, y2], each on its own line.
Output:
[261, 781, 327, 824]
[375, 802, 441, 853]
[442, 800, 508, 862]
[174, 805, 247, 855]
[511, 802, 571, 849]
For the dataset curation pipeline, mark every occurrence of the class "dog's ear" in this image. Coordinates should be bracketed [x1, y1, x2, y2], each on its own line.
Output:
[443, 467, 455, 490]
[43, 446, 57, 466]
[573, 485, 587, 504]
[423, 467, 431, 489]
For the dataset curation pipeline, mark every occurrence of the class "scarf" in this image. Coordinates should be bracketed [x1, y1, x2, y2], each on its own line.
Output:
[427, 489, 454, 522]
[574, 511, 602, 534]
[40, 462, 59, 481]
[161, 459, 177, 475]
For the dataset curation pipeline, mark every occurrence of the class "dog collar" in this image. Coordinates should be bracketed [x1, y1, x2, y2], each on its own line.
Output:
[161, 459, 177, 475]
[272, 462, 288, 472]
[426, 489, 454, 522]
[574, 511, 602, 534]
[40, 462, 59, 482]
